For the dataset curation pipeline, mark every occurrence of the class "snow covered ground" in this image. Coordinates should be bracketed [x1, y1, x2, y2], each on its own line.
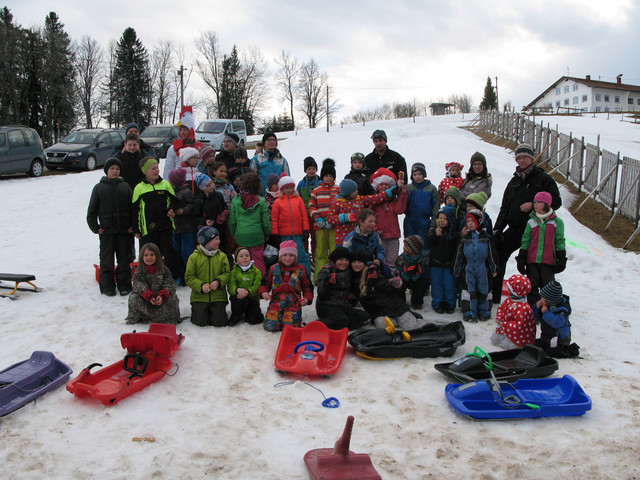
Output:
[1, 114, 639, 479]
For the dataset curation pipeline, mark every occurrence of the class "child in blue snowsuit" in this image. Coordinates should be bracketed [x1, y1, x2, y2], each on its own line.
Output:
[428, 205, 459, 313]
[453, 209, 498, 322]
[403, 162, 439, 244]
[532, 280, 579, 357]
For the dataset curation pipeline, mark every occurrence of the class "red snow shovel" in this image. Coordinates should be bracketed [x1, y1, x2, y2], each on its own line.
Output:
[304, 415, 382, 480]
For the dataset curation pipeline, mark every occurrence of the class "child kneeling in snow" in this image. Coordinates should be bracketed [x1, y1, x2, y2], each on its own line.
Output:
[227, 247, 264, 326]
[125, 243, 180, 324]
[491, 274, 536, 349]
[533, 280, 580, 358]
[260, 240, 313, 332]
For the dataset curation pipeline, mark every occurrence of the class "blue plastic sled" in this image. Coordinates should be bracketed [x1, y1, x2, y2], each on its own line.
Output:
[445, 375, 591, 420]
[0, 351, 73, 417]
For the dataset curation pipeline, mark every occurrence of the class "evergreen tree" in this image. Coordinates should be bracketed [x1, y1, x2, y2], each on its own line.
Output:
[111, 27, 152, 128]
[0, 8, 28, 125]
[479, 76, 497, 111]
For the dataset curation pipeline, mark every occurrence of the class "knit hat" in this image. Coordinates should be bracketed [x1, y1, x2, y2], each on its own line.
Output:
[465, 209, 483, 230]
[515, 143, 535, 161]
[404, 235, 424, 255]
[267, 173, 280, 190]
[278, 175, 295, 191]
[177, 105, 196, 140]
[540, 280, 563, 306]
[279, 240, 298, 258]
[195, 173, 213, 190]
[371, 129, 387, 142]
[199, 146, 216, 161]
[197, 226, 219, 246]
[124, 122, 139, 134]
[180, 147, 200, 164]
[350, 152, 365, 165]
[168, 168, 187, 187]
[411, 162, 427, 177]
[103, 157, 122, 174]
[446, 162, 464, 173]
[320, 158, 336, 179]
[444, 186, 462, 206]
[465, 192, 488, 210]
[534, 191, 553, 206]
[234, 246, 252, 260]
[437, 205, 457, 238]
[329, 246, 351, 263]
[224, 133, 239, 147]
[350, 249, 368, 263]
[339, 178, 358, 197]
[470, 151, 486, 166]
[262, 131, 277, 145]
[370, 167, 397, 190]
[140, 157, 158, 174]
[303, 156, 318, 170]
[234, 147, 248, 160]
[506, 274, 531, 299]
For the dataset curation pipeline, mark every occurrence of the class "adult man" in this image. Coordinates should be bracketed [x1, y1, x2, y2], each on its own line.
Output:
[216, 133, 240, 169]
[163, 106, 203, 178]
[364, 129, 407, 181]
[492, 143, 561, 304]
[250, 132, 290, 195]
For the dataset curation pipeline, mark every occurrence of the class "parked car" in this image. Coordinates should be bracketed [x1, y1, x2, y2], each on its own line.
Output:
[195, 119, 247, 150]
[45, 129, 125, 171]
[140, 124, 179, 158]
[0, 125, 46, 177]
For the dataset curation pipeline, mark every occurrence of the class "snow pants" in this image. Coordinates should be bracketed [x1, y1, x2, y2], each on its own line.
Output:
[313, 229, 336, 282]
[191, 301, 228, 327]
[229, 295, 264, 325]
[316, 304, 371, 330]
[172, 231, 196, 279]
[99, 232, 133, 294]
[430, 266, 457, 311]
[526, 263, 555, 306]
[263, 293, 302, 332]
[461, 263, 490, 320]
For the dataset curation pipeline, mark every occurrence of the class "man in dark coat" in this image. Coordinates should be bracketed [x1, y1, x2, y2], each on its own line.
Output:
[364, 129, 408, 181]
[216, 133, 240, 169]
[492, 143, 561, 304]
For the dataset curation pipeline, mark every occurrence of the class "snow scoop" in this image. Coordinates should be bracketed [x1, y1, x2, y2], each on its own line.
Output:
[304, 415, 382, 480]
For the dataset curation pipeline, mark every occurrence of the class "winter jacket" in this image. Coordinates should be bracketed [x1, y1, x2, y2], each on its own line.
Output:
[316, 263, 354, 309]
[532, 295, 572, 344]
[228, 263, 262, 300]
[327, 192, 388, 245]
[87, 176, 132, 234]
[184, 246, 230, 303]
[260, 262, 314, 305]
[345, 168, 374, 196]
[308, 181, 340, 231]
[116, 150, 145, 191]
[460, 174, 493, 200]
[213, 178, 237, 208]
[372, 189, 406, 239]
[494, 166, 561, 233]
[438, 176, 464, 205]
[364, 147, 407, 180]
[229, 193, 270, 247]
[396, 251, 429, 282]
[453, 229, 498, 276]
[495, 298, 536, 347]
[428, 225, 458, 268]
[250, 149, 290, 195]
[404, 180, 439, 240]
[271, 193, 310, 236]
[264, 190, 279, 213]
[343, 226, 385, 264]
[173, 184, 202, 233]
[126, 264, 180, 324]
[198, 190, 228, 229]
[215, 149, 235, 170]
[521, 211, 566, 265]
[131, 178, 177, 236]
[227, 161, 252, 187]
[296, 175, 322, 214]
[357, 264, 409, 319]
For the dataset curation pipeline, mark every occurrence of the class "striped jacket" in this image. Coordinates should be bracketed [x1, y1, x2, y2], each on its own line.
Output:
[308, 181, 340, 231]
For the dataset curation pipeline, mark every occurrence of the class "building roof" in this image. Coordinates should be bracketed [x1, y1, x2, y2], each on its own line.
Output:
[525, 75, 640, 108]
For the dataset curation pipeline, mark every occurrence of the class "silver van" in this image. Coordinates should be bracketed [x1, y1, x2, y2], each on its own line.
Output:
[195, 119, 247, 150]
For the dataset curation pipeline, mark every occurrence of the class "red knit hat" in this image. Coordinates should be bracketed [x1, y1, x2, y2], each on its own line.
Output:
[370, 167, 397, 190]
[279, 240, 298, 258]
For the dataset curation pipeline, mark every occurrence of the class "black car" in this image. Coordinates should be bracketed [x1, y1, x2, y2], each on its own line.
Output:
[0, 125, 46, 177]
[140, 124, 179, 159]
[45, 129, 125, 171]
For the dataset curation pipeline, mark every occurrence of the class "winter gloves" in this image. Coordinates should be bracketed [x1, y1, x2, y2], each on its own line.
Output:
[338, 212, 357, 224]
[554, 250, 567, 273]
[516, 250, 528, 275]
[314, 217, 332, 229]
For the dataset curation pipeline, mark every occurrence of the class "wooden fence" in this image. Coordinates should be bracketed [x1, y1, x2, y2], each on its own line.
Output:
[470, 110, 640, 248]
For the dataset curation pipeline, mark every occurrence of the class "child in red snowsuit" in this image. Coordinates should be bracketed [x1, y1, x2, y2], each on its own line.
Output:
[491, 274, 536, 348]
[438, 162, 465, 204]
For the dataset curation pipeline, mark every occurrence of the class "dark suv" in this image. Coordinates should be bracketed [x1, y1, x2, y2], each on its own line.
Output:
[0, 125, 46, 177]
[45, 129, 125, 170]
[140, 124, 179, 158]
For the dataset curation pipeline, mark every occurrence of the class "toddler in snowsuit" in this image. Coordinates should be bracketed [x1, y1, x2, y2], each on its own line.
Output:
[227, 247, 264, 326]
[396, 235, 429, 311]
[427, 206, 459, 313]
[260, 240, 313, 332]
[453, 209, 498, 322]
[491, 274, 536, 349]
[533, 280, 579, 358]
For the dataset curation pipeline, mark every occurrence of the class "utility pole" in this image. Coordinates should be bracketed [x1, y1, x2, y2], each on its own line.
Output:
[178, 65, 184, 109]
[495, 76, 499, 112]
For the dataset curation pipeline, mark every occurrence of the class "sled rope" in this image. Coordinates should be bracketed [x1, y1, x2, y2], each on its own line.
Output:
[274, 377, 340, 408]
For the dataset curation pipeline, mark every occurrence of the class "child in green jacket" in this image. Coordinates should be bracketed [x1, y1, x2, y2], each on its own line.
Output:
[228, 247, 264, 326]
[185, 226, 231, 327]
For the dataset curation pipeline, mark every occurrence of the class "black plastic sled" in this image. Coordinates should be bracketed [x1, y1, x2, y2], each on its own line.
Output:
[434, 344, 559, 383]
[348, 321, 465, 359]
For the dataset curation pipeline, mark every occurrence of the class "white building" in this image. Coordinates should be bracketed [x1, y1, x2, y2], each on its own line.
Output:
[525, 75, 640, 113]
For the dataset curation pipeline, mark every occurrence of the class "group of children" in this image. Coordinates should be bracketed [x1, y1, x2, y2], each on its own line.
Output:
[87, 139, 575, 356]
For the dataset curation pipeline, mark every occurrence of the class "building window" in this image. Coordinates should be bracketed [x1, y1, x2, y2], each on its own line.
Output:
[629, 98, 634, 105]
[614, 96, 620, 103]
[596, 106, 602, 112]
[595, 93, 602, 101]
[604, 95, 610, 102]
[564, 86, 570, 93]
[573, 96, 579, 104]
[637, 99, 640, 105]
[547, 102, 553, 108]
[605, 107, 610, 112]
[555, 88, 561, 95]
[573, 84, 579, 91]
[555, 100, 561, 107]
[564, 98, 569, 106]
[583, 107, 589, 112]
[582, 95, 588, 102]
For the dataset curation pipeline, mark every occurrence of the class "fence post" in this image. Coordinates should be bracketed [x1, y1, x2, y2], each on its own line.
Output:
[577, 136, 585, 192]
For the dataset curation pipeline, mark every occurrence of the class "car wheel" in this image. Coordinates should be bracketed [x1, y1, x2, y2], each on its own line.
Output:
[28, 159, 44, 177]
[85, 155, 97, 171]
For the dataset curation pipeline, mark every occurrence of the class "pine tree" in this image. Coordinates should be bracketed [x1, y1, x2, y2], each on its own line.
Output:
[111, 27, 152, 128]
[479, 76, 497, 111]
[0, 8, 28, 125]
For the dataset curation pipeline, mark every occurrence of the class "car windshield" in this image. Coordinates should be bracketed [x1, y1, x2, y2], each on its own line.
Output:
[141, 126, 171, 138]
[61, 131, 99, 144]
[196, 121, 225, 134]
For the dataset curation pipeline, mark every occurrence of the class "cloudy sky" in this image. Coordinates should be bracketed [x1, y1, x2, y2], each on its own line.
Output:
[5, 0, 640, 122]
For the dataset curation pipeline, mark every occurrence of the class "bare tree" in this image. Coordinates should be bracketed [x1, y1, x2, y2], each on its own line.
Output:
[274, 50, 300, 129]
[98, 39, 118, 128]
[449, 93, 473, 113]
[297, 58, 342, 128]
[239, 46, 269, 134]
[150, 40, 175, 124]
[73, 35, 103, 128]
[194, 31, 222, 116]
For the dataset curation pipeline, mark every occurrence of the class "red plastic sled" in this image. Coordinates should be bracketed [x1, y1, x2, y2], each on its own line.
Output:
[66, 324, 184, 405]
[274, 322, 348, 376]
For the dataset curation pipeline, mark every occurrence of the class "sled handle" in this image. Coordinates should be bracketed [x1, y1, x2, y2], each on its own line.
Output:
[294, 340, 325, 354]
[467, 346, 492, 371]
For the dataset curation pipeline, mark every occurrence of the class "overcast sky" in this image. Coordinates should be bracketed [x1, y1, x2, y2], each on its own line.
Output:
[5, 0, 640, 122]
